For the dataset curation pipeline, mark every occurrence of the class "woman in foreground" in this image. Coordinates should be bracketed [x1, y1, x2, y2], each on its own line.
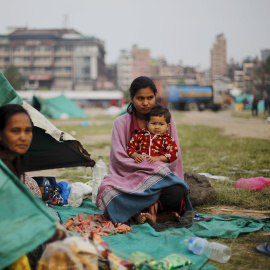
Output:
[96, 76, 193, 229]
[0, 103, 43, 197]
[0, 104, 66, 269]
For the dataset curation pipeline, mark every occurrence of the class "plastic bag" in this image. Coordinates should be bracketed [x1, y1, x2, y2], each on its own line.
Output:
[72, 182, 92, 199]
[37, 236, 98, 270]
[68, 184, 84, 207]
[234, 176, 270, 191]
[6, 255, 31, 270]
[57, 181, 71, 205]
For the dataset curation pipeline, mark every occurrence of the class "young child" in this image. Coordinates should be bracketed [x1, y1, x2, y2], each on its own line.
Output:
[127, 104, 178, 163]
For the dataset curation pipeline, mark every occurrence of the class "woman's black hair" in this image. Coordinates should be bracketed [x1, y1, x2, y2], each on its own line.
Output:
[0, 104, 32, 133]
[127, 76, 158, 114]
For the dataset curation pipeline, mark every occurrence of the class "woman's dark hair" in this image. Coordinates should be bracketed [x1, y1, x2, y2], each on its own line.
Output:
[0, 104, 32, 133]
[147, 104, 171, 124]
[127, 76, 158, 114]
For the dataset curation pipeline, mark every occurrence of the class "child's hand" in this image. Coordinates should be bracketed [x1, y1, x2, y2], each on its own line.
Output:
[133, 153, 144, 163]
[146, 155, 169, 163]
[146, 156, 160, 163]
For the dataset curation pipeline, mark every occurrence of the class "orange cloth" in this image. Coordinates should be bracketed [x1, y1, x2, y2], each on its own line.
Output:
[64, 213, 132, 236]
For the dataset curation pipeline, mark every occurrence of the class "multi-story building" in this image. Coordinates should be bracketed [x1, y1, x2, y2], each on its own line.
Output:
[261, 49, 270, 63]
[242, 57, 261, 94]
[117, 45, 204, 99]
[0, 28, 105, 90]
[117, 49, 133, 90]
[117, 45, 152, 91]
[132, 45, 151, 79]
[234, 69, 244, 90]
[211, 33, 227, 78]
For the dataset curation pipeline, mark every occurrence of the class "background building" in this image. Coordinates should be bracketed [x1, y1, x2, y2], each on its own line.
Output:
[132, 45, 151, 79]
[261, 49, 270, 63]
[117, 49, 133, 90]
[0, 28, 105, 90]
[211, 33, 227, 78]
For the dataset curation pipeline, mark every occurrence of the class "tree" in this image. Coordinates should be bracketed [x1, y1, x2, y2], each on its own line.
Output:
[262, 55, 270, 75]
[254, 55, 270, 97]
[3, 65, 23, 90]
[262, 56, 270, 95]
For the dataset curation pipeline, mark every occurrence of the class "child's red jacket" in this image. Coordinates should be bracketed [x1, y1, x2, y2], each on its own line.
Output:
[127, 128, 178, 162]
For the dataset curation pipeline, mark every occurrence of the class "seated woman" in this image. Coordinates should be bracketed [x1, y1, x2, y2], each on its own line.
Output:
[0, 104, 66, 269]
[96, 76, 193, 229]
[0, 104, 42, 198]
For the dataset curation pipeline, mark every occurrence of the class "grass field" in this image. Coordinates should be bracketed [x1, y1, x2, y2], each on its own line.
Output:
[54, 110, 270, 270]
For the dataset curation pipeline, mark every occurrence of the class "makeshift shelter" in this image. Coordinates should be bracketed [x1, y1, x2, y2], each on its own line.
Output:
[234, 94, 253, 104]
[31, 94, 86, 119]
[0, 160, 57, 269]
[234, 94, 265, 112]
[0, 72, 95, 171]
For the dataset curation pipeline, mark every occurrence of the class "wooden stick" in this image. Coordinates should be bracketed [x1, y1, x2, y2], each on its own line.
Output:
[221, 209, 270, 214]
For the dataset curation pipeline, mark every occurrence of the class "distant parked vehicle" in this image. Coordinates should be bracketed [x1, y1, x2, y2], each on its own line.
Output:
[168, 84, 230, 111]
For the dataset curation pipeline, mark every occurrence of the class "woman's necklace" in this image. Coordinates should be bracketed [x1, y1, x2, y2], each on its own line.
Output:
[136, 117, 147, 130]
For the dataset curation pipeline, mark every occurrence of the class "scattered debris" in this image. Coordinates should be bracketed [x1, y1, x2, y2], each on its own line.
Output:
[221, 209, 270, 214]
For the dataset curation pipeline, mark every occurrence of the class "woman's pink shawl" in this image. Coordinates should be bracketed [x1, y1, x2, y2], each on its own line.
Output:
[96, 113, 188, 223]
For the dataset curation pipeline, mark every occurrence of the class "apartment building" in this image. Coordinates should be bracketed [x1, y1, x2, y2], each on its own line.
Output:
[117, 49, 133, 90]
[132, 45, 151, 80]
[211, 33, 227, 78]
[261, 49, 270, 63]
[0, 28, 105, 90]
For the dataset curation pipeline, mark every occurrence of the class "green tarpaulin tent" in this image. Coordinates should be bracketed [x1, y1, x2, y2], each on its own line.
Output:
[234, 94, 265, 111]
[31, 94, 86, 119]
[0, 71, 95, 171]
[0, 160, 57, 269]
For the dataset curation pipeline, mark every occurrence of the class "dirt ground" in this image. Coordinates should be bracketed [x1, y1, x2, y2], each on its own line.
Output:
[177, 110, 270, 140]
[30, 110, 270, 219]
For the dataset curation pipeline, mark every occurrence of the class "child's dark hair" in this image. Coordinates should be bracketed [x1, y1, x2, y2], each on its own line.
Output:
[147, 104, 171, 123]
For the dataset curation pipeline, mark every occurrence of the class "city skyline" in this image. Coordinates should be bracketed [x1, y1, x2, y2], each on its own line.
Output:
[0, 0, 269, 69]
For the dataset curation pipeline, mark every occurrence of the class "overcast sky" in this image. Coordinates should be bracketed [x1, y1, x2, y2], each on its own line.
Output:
[0, 0, 269, 70]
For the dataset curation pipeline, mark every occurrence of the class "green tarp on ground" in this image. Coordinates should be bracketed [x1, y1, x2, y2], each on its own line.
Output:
[0, 71, 95, 171]
[52, 200, 270, 270]
[0, 160, 57, 269]
[31, 94, 86, 119]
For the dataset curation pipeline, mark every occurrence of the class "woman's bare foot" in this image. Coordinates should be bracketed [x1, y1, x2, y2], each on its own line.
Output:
[135, 213, 147, 224]
[156, 211, 180, 223]
[146, 202, 158, 225]
[145, 212, 157, 226]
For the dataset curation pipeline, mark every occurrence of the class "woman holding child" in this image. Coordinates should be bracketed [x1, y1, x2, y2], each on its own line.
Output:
[96, 76, 193, 230]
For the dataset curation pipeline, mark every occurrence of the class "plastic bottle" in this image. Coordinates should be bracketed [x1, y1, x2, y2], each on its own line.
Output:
[184, 237, 231, 263]
[68, 184, 84, 208]
[92, 156, 108, 204]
